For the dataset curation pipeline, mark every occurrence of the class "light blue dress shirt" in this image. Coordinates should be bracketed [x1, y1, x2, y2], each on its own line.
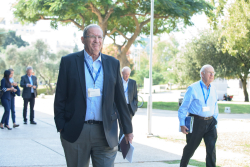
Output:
[178, 80, 219, 126]
[122, 78, 129, 104]
[84, 50, 104, 121]
[9, 78, 14, 83]
[28, 75, 34, 93]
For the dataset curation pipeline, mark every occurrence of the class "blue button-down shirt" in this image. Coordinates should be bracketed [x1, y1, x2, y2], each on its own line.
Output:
[9, 78, 14, 83]
[84, 50, 104, 121]
[178, 80, 219, 126]
[122, 78, 129, 104]
[28, 75, 34, 93]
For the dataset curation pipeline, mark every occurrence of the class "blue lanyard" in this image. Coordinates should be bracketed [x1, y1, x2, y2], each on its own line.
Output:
[84, 59, 101, 87]
[200, 81, 210, 105]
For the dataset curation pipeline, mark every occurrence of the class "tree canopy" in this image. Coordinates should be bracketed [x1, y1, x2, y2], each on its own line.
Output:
[5, 40, 70, 94]
[13, 0, 215, 67]
[1, 30, 29, 49]
[220, 0, 250, 101]
[174, 29, 247, 98]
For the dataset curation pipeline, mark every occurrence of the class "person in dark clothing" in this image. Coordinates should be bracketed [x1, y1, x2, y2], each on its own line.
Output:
[0, 70, 15, 130]
[8, 68, 20, 128]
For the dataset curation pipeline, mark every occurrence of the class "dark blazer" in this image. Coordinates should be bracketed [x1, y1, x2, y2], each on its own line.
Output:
[20, 75, 38, 98]
[54, 50, 133, 148]
[127, 79, 138, 115]
[1, 78, 11, 100]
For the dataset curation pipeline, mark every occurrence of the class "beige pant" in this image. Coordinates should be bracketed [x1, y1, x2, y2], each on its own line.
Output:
[60, 124, 117, 167]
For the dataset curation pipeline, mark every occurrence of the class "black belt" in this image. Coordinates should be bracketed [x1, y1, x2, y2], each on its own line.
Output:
[189, 114, 213, 120]
[84, 120, 103, 124]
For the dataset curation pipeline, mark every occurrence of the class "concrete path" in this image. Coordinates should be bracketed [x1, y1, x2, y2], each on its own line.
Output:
[0, 105, 193, 167]
[0, 96, 250, 166]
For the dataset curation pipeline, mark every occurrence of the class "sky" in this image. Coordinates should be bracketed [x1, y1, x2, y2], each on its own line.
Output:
[0, 0, 210, 48]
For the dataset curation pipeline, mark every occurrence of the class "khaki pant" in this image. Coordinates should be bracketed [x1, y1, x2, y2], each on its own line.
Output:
[61, 123, 117, 167]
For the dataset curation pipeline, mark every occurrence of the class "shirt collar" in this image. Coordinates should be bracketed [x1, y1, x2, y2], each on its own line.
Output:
[27, 75, 32, 78]
[122, 77, 129, 84]
[84, 50, 102, 62]
[9, 78, 13, 83]
[200, 80, 211, 89]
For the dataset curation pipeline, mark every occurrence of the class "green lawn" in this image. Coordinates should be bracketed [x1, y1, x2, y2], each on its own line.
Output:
[140, 102, 250, 114]
[164, 160, 221, 167]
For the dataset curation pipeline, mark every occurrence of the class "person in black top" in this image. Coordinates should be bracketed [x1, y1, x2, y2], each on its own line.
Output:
[0, 70, 16, 130]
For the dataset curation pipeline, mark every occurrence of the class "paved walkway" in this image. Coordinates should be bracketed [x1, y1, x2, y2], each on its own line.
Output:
[0, 96, 250, 166]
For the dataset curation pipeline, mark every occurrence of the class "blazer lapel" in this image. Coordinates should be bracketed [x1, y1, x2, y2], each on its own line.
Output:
[75, 50, 86, 101]
[101, 54, 108, 104]
[32, 76, 35, 85]
[26, 75, 31, 84]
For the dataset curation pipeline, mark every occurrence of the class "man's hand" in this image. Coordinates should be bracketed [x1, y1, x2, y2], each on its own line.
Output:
[181, 126, 189, 134]
[125, 133, 134, 144]
[10, 87, 14, 91]
[27, 84, 32, 87]
[13, 89, 17, 92]
[33, 86, 36, 89]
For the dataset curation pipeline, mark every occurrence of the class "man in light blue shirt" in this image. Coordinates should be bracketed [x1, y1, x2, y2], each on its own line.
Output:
[20, 66, 38, 125]
[84, 49, 103, 121]
[55, 24, 133, 167]
[178, 64, 218, 167]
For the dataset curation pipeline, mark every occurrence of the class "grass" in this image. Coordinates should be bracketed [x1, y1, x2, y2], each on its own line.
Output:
[218, 103, 250, 114]
[139, 101, 250, 114]
[164, 160, 221, 167]
[140, 102, 179, 111]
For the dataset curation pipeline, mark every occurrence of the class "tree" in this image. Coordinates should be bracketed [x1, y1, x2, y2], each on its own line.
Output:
[175, 29, 239, 88]
[131, 36, 180, 87]
[13, 0, 214, 67]
[5, 40, 70, 95]
[220, 0, 250, 102]
[73, 44, 79, 52]
[2, 30, 29, 49]
[0, 29, 5, 47]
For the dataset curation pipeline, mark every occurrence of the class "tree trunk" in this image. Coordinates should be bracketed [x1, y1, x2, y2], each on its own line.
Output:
[241, 77, 249, 102]
[36, 70, 55, 95]
[116, 48, 130, 68]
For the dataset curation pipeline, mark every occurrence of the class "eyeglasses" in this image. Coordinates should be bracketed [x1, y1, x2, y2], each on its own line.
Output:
[85, 35, 103, 40]
[206, 72, 216, 76]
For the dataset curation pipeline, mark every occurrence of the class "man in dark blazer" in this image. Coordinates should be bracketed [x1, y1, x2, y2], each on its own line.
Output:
[20, 66, 38, 125]
[54, 24, 133, 167]
[118, 66, 138, 151]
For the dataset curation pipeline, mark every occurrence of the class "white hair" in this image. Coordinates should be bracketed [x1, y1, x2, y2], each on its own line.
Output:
[83, 24, 103, 38]
[200, 64, 213, 78]
[26, 66, 33, 72]
[122, 66, 131, 73]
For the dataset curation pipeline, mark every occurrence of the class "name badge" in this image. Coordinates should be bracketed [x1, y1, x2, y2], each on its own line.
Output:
[202, 107, 210, 112]
[88, 88, 100, 97]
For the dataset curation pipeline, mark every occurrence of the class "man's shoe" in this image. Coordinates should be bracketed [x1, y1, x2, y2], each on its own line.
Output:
[13, 124, 19, 128]
[24, 121, 27, 124]
[30, 121, 37, 125]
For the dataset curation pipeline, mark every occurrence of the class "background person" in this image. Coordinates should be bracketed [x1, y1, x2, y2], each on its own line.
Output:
[178, 64, 218, 167]
[20, 66, 38, 125]
[118, 66, 138, 151]
[54, 24, 133, 167]
[0, 70, 15, 130]
[9, 68, 20, 128]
